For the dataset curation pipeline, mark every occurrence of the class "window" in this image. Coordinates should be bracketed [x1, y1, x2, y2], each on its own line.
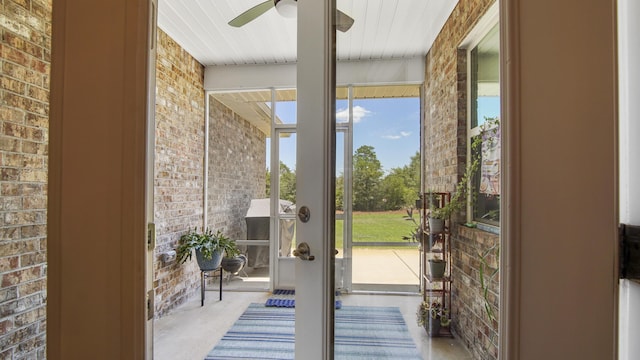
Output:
[468, 23, 500, 226]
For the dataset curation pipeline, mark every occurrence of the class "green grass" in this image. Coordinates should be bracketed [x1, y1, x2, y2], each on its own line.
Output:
[335, 211, 417, 249]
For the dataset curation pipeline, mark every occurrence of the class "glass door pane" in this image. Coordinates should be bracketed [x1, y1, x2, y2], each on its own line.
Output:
[350, 95, 421, 292]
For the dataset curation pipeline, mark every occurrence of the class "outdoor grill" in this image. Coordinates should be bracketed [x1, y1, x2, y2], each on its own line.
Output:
[245, 198, 295, 267]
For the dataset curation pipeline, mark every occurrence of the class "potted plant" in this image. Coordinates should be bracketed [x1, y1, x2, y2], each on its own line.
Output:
[428, 255, 447, 279]
[220, 243, 247, 275]
[402, 207, 424, 243]
[428, 193, 465, 232]
[176, 228, 238, 271]
[417, 300, 451, 337]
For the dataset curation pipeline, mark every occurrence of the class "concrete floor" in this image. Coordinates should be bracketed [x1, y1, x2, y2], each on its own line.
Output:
[154, 291, 471, 360]
[154, 247, 471, 359]
[219, 247, 422, 291]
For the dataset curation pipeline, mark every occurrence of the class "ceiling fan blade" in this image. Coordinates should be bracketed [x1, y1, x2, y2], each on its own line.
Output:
[228, 0, 275, 27]
[336, 9, 354, 32]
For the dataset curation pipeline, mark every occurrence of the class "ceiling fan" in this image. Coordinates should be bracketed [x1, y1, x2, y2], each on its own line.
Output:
[228, 0, 355, 32]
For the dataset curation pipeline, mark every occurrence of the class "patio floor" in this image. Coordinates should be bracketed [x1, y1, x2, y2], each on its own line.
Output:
[219, 247, 422, 292]
[153, 247, 471, 359]
[154, 291, 471, 360]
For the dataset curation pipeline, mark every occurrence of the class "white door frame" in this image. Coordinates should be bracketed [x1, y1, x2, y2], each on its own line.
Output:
[617, 0, 640, 358]
[271, 124, 297, 290]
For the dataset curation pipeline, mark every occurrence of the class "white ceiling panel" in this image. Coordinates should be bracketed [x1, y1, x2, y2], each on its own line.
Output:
[158, 0, 458, 66]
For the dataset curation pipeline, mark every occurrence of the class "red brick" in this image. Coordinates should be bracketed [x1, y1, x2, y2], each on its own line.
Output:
[0, 256, 19, 272]
[0, 319, 14, 337]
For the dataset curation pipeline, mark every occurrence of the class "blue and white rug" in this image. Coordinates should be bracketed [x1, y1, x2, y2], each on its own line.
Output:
[205, 303, 422, 359]
[265, 289, 342, 309]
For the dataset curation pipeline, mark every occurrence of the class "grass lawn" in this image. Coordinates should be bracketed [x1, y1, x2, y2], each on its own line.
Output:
[335, 210, 418, 249]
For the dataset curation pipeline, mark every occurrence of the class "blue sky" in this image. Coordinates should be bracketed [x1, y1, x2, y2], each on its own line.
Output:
[266, 97, 420, 174]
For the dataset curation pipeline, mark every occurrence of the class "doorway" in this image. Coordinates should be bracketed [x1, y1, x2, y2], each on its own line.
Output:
[207, 87, 421, 294]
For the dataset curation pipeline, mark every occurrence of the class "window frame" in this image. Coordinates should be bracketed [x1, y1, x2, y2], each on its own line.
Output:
[460, 5, 500, 229]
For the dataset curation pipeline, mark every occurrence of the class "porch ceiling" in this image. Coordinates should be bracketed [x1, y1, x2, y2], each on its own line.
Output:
[159, 0, 456, 134]
[158, 0, 458, 66]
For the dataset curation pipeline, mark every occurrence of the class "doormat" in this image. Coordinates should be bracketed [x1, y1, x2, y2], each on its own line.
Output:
[265, 289, 342, 309]
[204, 303, 422, 359]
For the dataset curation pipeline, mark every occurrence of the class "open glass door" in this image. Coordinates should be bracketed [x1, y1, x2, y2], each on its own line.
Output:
[293, 0, 336, 357]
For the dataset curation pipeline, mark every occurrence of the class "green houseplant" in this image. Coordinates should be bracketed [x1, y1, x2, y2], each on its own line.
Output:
[176, 228, 239, 271]
[417, 300, 451, 336]
[429, 117, 500, 226]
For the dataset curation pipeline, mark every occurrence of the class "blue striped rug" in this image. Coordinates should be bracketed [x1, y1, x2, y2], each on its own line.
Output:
[205, 303, 422, 359]
[265, 289, 342, 309]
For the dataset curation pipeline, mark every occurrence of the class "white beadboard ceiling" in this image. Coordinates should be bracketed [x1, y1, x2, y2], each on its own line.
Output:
[157, 0, 458, 134]
[158, 0, 458, 66]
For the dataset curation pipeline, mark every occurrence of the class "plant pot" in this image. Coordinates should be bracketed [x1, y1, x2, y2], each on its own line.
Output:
[428, 217, 445, 233]
[426, 317, 442, 337]
[195, 249, 223, 271]
[428, 259, 446, 279]
[221, 255, 246, 275]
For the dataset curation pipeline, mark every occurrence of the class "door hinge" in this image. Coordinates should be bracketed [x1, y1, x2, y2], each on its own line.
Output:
[148, 223, 156, 251]
[147, 289, 154, 321]
[619, 223, 640, 280]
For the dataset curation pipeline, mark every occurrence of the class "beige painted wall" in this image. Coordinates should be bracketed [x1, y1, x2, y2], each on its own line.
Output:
[502, 0, 617, 358]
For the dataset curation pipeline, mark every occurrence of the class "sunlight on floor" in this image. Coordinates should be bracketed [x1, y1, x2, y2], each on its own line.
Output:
[153, 291, 471, 360]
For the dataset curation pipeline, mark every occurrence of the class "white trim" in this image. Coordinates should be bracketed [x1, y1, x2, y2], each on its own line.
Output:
[203, 92, 210, 229]
[618, 1, 640, 359]
[270, 88, 279, 291]
[460, 1, 500, 50]
[464, 13, 500, 225]
[204, 58, 425, 91]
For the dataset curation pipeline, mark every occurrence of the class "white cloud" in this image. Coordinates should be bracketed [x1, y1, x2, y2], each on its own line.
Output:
[382, 131, 412, 140]
[336, 105, 371, 123]
[382, 135, 402, 140]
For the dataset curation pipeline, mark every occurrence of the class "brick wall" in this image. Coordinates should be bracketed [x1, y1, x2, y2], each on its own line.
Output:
[153, 29, 206, 317]
[423, 0, 499, 359]
[451, 225, 499, 359]
[206, 97, 265, 239]
[152, 31, 267, 317]
[0, 0, 51, 358]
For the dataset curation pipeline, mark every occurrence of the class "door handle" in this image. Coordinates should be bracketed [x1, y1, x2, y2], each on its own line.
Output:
[293, 242, 315, 261]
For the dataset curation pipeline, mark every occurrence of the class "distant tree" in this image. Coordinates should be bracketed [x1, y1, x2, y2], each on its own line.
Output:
[265, 168, 271, 197]
[353, 145, 383, 211]
[380, 170, 410, 210]
[404, 151, 421, 205]
[279, 162, 296, 203]
[378, 151, 421, 210]
[335, 173, 344, 211]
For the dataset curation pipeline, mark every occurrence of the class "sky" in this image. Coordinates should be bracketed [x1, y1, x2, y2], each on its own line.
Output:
[266, 97, 421, 175]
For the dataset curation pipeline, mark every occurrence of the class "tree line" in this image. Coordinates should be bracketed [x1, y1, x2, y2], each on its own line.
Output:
[266, 145, 420, 212]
